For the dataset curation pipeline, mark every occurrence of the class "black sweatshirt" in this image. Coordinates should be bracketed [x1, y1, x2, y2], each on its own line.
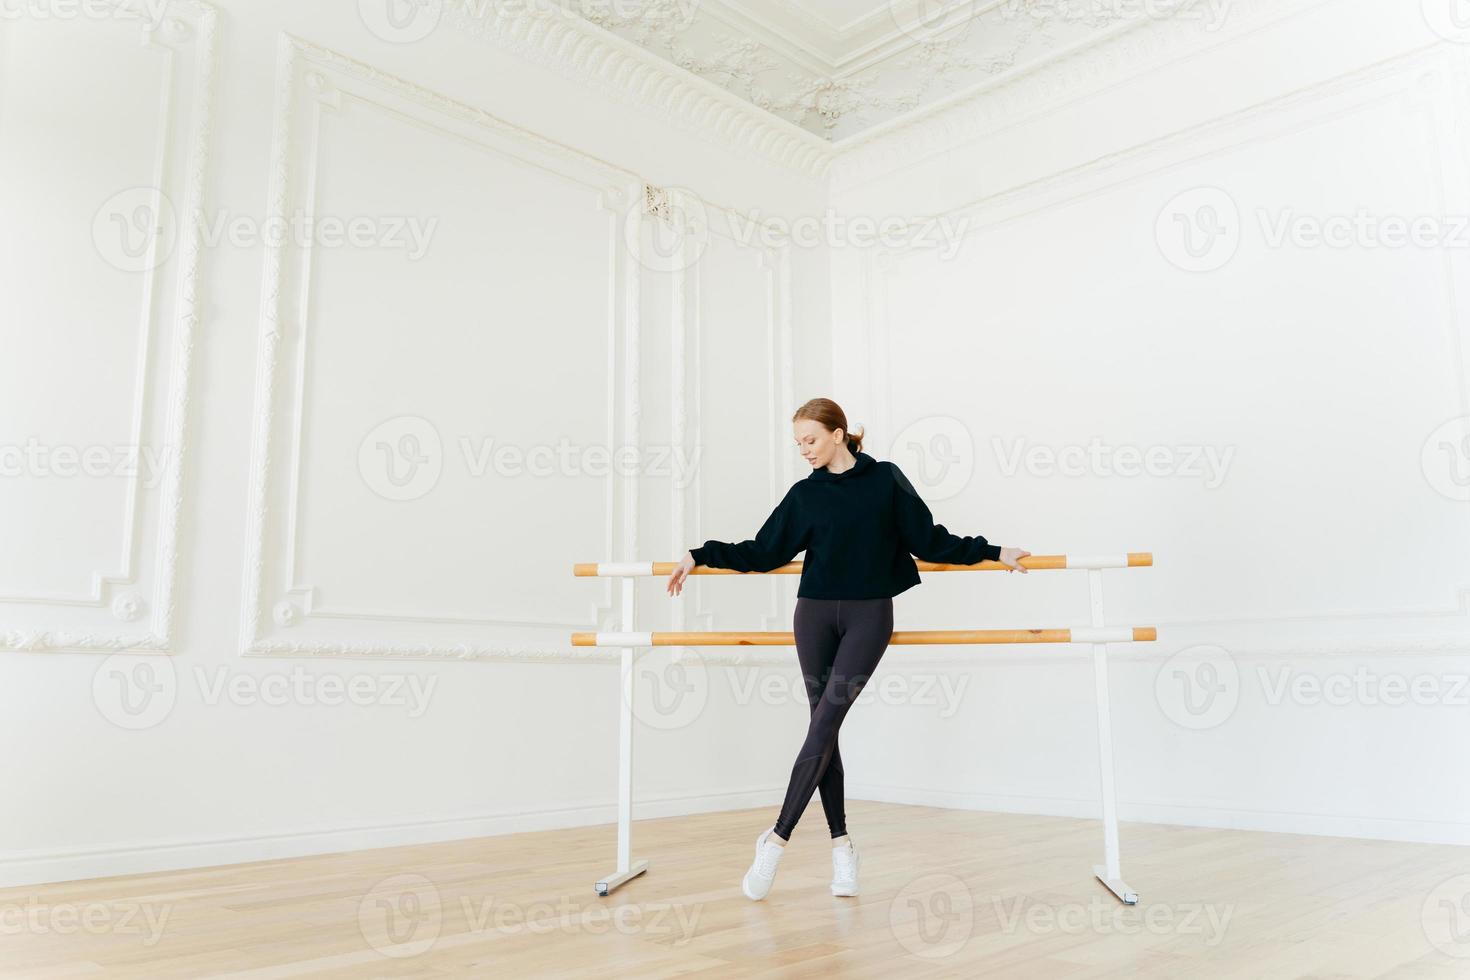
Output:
[689, 449, 1002, 599]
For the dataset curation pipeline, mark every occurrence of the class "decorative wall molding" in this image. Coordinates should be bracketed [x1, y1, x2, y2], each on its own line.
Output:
[669, 191, 796, 648]
[0, 0, 217, 655]
[239, 35, 646, 662]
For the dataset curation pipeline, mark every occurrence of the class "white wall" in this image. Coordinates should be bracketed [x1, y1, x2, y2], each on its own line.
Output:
[0, 0, 833, 885]
[831, 0, 1470, 845]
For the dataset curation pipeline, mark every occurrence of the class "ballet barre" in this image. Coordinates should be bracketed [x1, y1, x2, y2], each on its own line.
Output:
[574, 627, 1156, 646]
[573, 551, 1154, 905]
[573, 552, 1153, 577]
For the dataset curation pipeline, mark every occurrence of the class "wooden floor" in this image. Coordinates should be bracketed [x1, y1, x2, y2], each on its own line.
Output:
[3, 801, 1468, 978]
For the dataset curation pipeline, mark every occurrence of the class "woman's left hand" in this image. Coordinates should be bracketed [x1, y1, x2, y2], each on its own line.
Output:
[998, 547, 1031, 573]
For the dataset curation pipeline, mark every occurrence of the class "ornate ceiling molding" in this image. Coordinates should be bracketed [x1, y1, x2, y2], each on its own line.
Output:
[433, 0, 1338, 184]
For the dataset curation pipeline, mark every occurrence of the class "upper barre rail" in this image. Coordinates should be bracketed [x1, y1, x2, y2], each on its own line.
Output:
[574, 552, 1153, 577]
[572, 627, 1156, 646]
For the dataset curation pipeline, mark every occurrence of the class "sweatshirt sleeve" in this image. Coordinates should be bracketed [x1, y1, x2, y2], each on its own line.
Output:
[690, 485, 808, 573]
[890, 462, 1002, 565]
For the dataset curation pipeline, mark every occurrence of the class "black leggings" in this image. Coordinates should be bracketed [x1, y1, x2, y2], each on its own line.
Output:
[772, 596, 894, 841]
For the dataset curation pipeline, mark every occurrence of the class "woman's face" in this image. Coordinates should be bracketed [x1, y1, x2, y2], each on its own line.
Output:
[794, 418, 846, 470]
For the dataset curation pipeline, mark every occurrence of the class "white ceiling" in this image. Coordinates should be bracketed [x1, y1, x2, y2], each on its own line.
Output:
[558, 0, 1166, 142]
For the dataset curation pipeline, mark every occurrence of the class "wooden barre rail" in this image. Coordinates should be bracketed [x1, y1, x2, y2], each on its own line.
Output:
[571, 627, 1156, 646]
[574, 552, 1152, 577]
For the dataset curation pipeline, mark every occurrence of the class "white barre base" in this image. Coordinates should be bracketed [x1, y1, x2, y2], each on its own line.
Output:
[596, 858, 649, 896]
[1093, 864, 1138, 904]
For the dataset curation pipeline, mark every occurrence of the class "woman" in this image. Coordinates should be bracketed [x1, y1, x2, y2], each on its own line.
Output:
[666, 398, 1030, 901]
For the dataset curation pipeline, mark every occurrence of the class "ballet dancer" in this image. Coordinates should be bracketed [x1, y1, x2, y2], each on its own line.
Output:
[666, 397, 1029, 900]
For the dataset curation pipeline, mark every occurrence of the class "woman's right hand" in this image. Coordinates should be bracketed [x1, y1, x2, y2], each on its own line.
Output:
[998, 547, 1031, 573]
[667, 551, 696, 596]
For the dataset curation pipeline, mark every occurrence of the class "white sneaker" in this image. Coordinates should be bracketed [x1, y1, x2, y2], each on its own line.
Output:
[741, 827, 786, 900]
[831, 837, 859, 896]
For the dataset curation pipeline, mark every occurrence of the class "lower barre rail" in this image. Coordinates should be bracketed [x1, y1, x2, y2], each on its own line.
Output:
[571, 627, 1156, 646]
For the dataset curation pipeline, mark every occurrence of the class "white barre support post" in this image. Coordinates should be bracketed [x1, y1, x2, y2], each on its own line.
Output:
[595, 576, 648, 896]
[1088, 568, 1137, 905]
